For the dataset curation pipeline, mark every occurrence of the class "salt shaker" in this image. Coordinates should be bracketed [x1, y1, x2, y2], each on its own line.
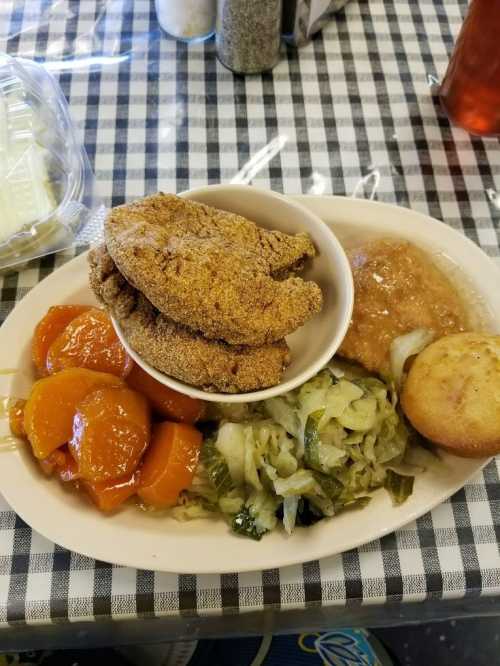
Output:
[155, 0, 216, 42]
[216, 0, 283, 74]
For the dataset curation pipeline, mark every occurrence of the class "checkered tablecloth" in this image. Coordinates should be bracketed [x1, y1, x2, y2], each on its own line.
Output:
[0, 0, 499, 627]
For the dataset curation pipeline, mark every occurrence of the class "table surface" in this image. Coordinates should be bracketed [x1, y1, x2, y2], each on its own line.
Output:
[0, 0, 499, 635]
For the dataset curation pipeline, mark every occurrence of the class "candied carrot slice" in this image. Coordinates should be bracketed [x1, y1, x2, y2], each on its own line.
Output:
[39, 447, 80, 482]
[82, 473, 138, 513]
[46, 308, 133, 378]
[70, 386, 150, 483]
[32, 305, 92, 376]
[23, 368, 123, 459]
[138, 422, 202, 509]
[127, 364, 205, 423]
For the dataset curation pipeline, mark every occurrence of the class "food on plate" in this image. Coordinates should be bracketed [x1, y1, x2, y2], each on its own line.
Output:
[138, 422, 203, 509]
[32, 305, 92, 376]
[12, 304, 208, 514]
[401, 332, 500, 457]
[89, 245, 290, 393]
[335, 238, 497, 461]
[89, 191, 324, 392]
[338, 239, 468, 375]
[69, 386, 150, 482]
[185, 367, 413, 539]
[82, 473, 139, 512]
[108, 193, 315, 276]
[389, 328, 436, 388]
[11, 295, 422, 535]
[14, 225, 494, 537]
[104, 193, 322, 346]
[8, 398, 26, 438]
[39, 447, 80, 482]
[126, 364, 205, 423]
[23, 368, 123, 459]
[46, 307, 133, 378]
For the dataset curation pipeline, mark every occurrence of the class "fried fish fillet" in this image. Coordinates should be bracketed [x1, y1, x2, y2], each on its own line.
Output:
[104, 193, 323, 346]
[338, 239, 468, 375]
[88, 245, 291, 393]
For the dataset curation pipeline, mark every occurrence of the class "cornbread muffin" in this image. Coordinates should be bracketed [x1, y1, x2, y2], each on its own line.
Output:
[401, 332, 500, 457]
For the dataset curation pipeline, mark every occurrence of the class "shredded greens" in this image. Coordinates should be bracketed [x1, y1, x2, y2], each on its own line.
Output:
[384, 469, 415, 506]
[178, 362, 420, 539]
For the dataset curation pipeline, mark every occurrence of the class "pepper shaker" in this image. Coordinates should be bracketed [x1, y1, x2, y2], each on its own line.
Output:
[216, 0, 283, 74]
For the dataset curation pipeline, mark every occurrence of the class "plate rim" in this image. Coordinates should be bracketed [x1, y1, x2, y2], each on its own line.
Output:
[0, 195, 497, 573]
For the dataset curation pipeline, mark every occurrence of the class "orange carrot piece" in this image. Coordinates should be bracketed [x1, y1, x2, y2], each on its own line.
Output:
[69, 386, 150, 483]
[39, 447, 80, 482]
[39, 449, 66, 476]
[32, 305, 92, 376]
[8, 399, 26, 438]
[23, 368, 123, 459]
[137, 422, 203, 509]
[127, 364, 205, 423]
[57, 452, 80, 483]
[82, 473, 138, 512]
[46, 308, 133, 378]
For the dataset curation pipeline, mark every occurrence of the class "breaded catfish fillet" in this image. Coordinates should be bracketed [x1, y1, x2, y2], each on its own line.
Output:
[104, 193, 323, 346]
[88, 246, 291, 393]
[108, 193, 316, 275]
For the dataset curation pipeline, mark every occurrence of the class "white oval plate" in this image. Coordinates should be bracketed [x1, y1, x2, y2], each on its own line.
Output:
[0, 196, 498, 574]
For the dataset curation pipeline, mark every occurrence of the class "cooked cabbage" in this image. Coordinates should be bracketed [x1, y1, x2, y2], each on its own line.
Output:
[390, 328, 435, 386]
[188, 364, 417, 539]
[384, 469, 414, 505]
[232, 491, 279, 540]
[283, 496, 299, 535]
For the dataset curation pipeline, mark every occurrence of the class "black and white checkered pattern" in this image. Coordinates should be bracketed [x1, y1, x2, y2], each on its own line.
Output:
[0, 0, 499, 624]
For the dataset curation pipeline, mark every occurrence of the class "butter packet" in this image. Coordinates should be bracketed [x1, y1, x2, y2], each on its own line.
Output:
[282, 0, 352, 47]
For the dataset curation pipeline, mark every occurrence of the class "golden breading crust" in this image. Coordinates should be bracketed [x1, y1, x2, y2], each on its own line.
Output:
[104, 193, 323, 346]
[88, 245, 291, 393]
[338, 239, 468, 375]
[401, 332, 500, 457]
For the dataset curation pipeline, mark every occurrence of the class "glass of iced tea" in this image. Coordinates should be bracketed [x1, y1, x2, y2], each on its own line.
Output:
[439, 0, 500, 137]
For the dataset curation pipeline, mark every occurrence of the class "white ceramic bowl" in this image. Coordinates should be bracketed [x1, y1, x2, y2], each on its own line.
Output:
[113, 185, 354, 403]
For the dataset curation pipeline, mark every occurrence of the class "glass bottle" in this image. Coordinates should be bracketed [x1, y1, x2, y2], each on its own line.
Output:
[439, 0, 500, 137]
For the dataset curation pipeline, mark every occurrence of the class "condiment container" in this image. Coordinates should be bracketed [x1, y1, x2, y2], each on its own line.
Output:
[282, 0, 351, 47]
[216, 0, 283, 74]
[439, 0, 500, 137]
[155, 0, 216, 42]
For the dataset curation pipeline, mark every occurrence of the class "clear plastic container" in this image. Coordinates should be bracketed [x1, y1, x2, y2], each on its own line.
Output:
[0, 55, 104, 272]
